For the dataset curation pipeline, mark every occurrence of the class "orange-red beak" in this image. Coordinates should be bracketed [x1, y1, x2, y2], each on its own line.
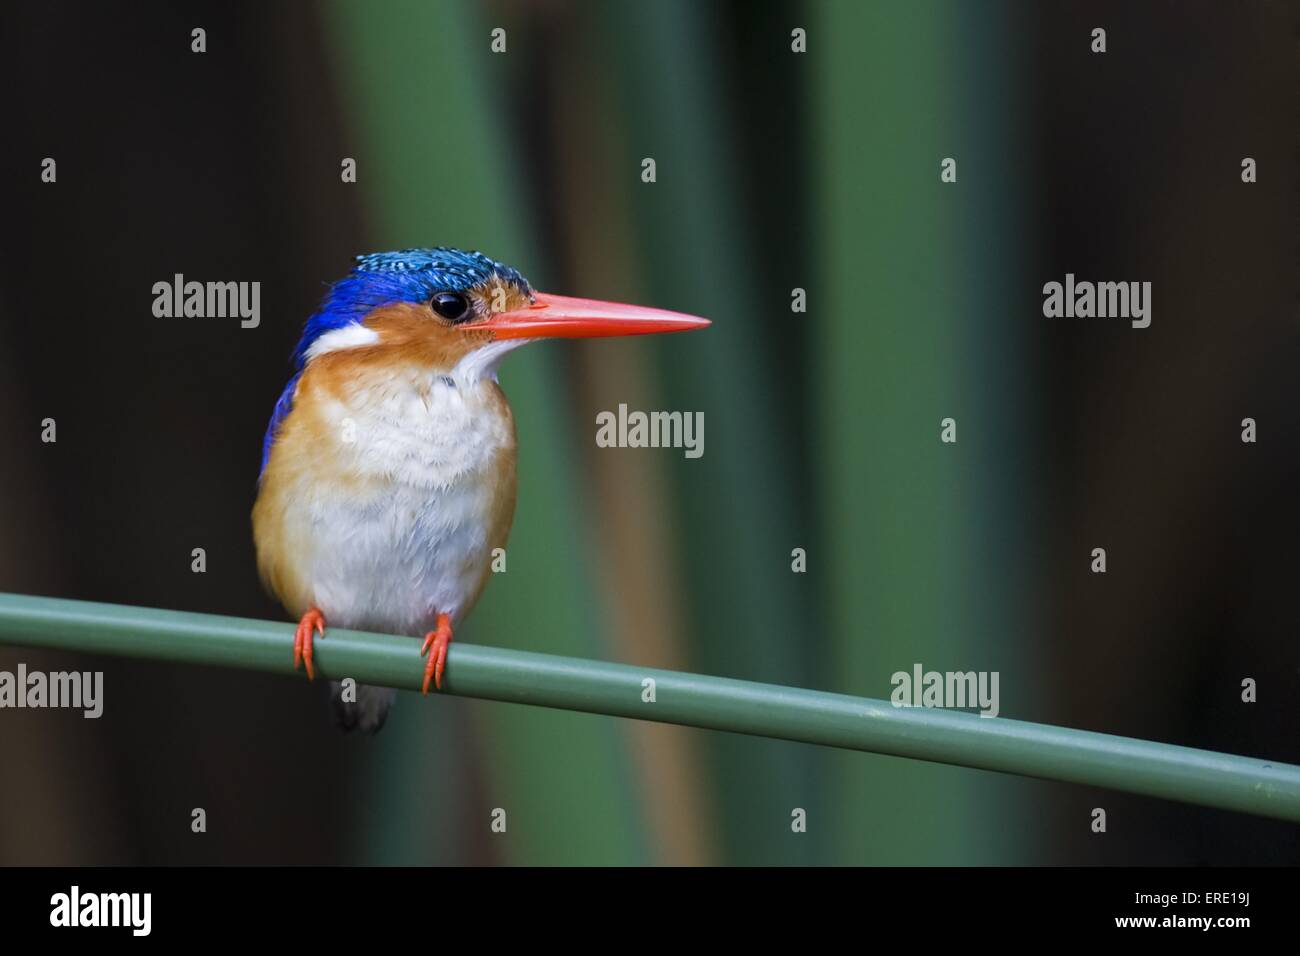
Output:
[473, 292, 710, 340]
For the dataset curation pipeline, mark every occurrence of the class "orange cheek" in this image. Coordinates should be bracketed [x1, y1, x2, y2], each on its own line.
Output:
[353, 303, 493, 370]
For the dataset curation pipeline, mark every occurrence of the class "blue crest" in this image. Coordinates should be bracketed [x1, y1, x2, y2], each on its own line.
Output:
[261, 248, 532, 475]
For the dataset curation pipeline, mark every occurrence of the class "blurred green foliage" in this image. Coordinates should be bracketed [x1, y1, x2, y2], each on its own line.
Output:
[325, 0, 1035, 864]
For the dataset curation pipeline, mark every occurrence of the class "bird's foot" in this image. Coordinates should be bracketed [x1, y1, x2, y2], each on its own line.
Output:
[294, 607, 326, 680]
[420, 613, 453, 693]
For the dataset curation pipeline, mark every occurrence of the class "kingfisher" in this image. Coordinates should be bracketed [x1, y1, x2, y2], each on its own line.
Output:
[252, 248, 708, 732]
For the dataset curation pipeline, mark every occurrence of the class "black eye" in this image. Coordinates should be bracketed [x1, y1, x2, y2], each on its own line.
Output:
[429, 291, 471, 322]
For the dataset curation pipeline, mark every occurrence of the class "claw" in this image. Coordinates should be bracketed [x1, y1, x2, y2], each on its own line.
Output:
[420, 613, 454, 693]
[294, 607, 326, 680]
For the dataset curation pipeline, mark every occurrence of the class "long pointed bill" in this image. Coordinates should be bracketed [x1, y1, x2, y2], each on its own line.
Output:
[473, 292, 710, 340]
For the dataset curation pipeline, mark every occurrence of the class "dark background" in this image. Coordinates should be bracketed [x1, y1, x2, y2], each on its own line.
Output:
[0, 0, 1295, 864]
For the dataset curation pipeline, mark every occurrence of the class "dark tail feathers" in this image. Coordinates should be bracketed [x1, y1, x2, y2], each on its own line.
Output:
[330, 680, 397, 734]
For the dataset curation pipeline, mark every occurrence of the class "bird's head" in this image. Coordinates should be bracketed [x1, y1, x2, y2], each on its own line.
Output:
[292, 247, 709, 381]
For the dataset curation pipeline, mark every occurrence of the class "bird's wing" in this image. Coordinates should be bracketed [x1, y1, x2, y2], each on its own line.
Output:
[260, 371, 303, 478]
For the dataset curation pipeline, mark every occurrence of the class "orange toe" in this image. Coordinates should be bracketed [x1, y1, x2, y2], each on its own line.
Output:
[420, 613, 454, 693]
[294, 607, 326, 680]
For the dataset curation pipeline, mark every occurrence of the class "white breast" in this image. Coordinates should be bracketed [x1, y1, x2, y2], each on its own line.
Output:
[287, 363, 515, 636]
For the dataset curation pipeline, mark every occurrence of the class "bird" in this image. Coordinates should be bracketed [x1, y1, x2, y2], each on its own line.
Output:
[252, 247, 709, 732]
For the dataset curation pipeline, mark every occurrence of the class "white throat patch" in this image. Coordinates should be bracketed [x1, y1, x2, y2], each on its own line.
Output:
[450, 338, 533, 386]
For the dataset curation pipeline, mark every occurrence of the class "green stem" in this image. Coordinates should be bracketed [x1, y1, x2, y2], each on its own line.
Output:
[1, 592, 1297, 823]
